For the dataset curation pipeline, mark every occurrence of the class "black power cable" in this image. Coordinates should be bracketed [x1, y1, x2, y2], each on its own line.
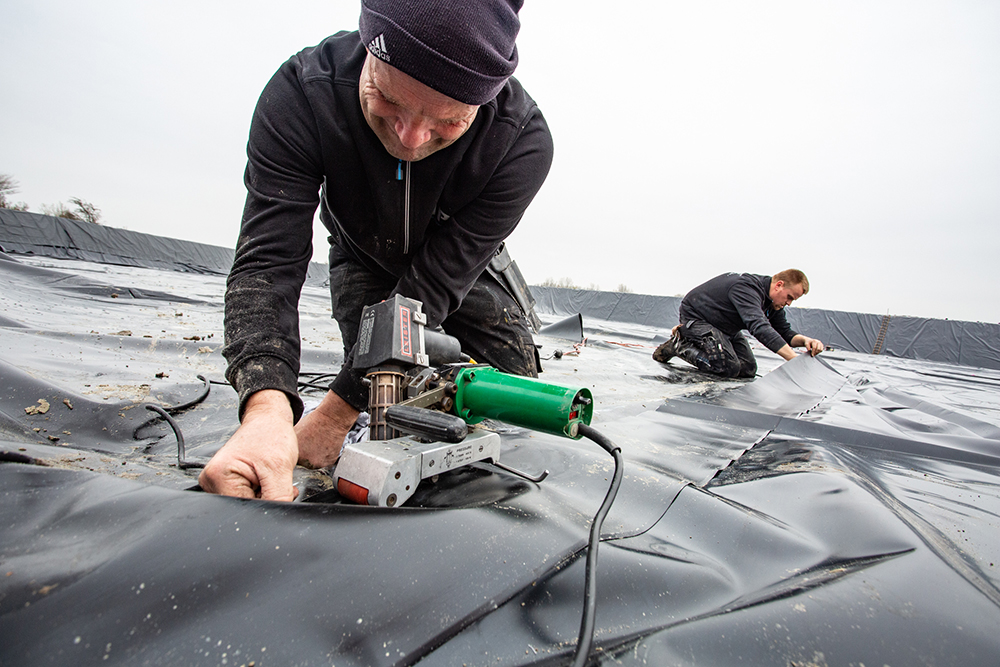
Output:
[570, 423, 624, 667]
[162, 374, 211, 412]
[143, 404, 202, 469]
[298, 371, 340, 392]
[135, 375, 212, 469]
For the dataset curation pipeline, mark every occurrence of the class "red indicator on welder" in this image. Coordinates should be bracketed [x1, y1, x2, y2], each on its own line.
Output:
[399, 305, 412, 357]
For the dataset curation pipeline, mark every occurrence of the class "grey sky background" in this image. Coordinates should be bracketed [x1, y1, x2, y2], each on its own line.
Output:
[2, 1, 999, 323]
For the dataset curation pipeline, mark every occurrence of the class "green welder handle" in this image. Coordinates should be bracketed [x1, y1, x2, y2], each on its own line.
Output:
[450, 366, 593, 439]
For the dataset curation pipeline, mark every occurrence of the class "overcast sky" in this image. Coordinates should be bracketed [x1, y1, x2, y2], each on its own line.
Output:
[2, 1, 999, 323]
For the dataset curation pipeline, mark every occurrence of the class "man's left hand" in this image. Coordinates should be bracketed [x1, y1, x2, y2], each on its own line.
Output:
[295, 390, 361, 469]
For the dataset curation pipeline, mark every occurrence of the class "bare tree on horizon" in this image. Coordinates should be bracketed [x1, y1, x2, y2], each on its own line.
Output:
[69, 197, 102, 225]
[0, 174, 29, 211]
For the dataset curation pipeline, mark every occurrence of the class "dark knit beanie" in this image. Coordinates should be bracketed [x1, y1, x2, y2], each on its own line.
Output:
[359, 0, 522, 106]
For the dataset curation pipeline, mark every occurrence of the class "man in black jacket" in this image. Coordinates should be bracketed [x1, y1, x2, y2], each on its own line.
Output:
[653, 270, 825, 378]
[200, 0, 552, 500]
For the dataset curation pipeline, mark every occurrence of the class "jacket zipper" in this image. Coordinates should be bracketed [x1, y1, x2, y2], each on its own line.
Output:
[397, 159, 411, 255]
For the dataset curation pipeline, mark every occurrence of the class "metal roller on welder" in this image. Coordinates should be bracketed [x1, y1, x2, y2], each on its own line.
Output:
[331, 295, 593, 507]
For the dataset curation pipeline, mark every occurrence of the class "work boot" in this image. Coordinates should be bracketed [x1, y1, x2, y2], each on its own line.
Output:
[652, 327, 682, 363]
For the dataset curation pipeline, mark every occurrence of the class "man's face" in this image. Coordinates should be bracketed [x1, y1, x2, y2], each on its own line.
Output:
[359, 53, 479, 162]
[770, 280, 805, 310]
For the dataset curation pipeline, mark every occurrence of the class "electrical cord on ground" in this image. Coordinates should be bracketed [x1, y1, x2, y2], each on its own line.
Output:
[163, 374, 211, 412]
[142, 404, 203, 469]
[298, 379, 337, 391]
[132, 374, 211, 438]
[570, 423, 624, 667]
[298, 371, 340, 392]
[134, 375, 212, 469]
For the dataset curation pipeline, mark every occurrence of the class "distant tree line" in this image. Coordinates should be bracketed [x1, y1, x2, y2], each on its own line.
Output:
[0, 173, 102, 224]
[539, 276, 632, 293]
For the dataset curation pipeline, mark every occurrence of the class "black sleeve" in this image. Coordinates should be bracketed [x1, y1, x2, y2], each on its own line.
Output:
[729, 279, 790, 354]
[768, 308, 799, 347]
[222, 61, 324, 422]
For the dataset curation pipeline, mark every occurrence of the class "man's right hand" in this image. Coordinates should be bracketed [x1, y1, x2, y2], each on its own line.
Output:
[295, 390, 361, 469]
[199, 390, 299, 501]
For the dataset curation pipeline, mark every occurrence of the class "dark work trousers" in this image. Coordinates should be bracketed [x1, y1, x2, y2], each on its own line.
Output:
[677, 320, 758, 379]
[327, 246, 539, 412]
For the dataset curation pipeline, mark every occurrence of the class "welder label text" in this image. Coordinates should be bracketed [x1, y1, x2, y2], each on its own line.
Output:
[448, 444, 474, 466]
[399, 305, 412, 358]
[358, 309, 375, 355]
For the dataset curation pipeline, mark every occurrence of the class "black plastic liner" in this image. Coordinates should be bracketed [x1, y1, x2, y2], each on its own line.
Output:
[532, 285, 1000, 371]
[0, 208, 329, 286]
[1, 223, 999, 666]
[4, 208, 997, 369]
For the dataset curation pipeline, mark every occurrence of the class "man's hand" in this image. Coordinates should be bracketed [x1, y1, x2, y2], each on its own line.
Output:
[295, 391, 360, 469]
[803, 337, 825, 356]
[199, 390, 299, 501]
[789, 334, 825, 357]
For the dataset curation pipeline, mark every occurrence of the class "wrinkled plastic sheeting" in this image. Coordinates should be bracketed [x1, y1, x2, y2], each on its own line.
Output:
[0, 250, 677, 665]
[406, 355, 1000, 666]
[2, 248, 1000, 665]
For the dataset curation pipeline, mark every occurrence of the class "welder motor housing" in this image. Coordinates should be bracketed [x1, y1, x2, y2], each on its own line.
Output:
[353, 295, 461, 440]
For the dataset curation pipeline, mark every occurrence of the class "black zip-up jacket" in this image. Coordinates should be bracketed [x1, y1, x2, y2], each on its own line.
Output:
[223, 32, 553, 420]
[678, 273, 798, 353]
